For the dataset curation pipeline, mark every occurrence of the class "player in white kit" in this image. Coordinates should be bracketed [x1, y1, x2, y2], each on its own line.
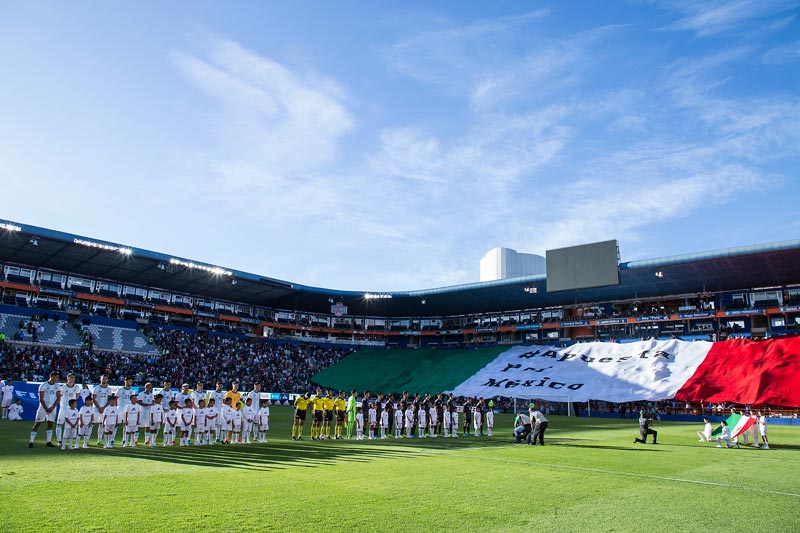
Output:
[148, 394, 165, 447]
[485, 402, 494, 437]
[356, 407, 365, 440]
[123, 393, 142, 446]
[757, 411, 769, 449]
[428, 405, 437, 438]
[116, 377, 136, 446]
[179, 399, 194, 446]
[102, 396, 120, 448]
[368, 404, 377, 439]
[208, 382, 226, 443]
[28, 371, 61, 447]
[56, 373, 82, 446]
[9, 399, 24, 421]
[190, 381, 206, 443]
[232, 403, 244, 444]
[404, 405, 415, 438]
[92, 375, 112, 445]
[1, 379, 14, 419]
[257, 400, 270, 443]
[247, 383, 262, 442]
[62, 399, 80, 450]
[394, 406, 404, 438]
[443, 408, 452, 437]
[164, 400, 179, 446]
[450, 406, 459, 438]
[380, 408, 389, 439]
[473, 408, 483, 436]
[418, 407, 427, 438]
[77, 397, 95, 448]
[138, 383, 155, 445]
[242, 397, 257, 444]
[194, 399, 208, 446]
[221, 397, 234, 444]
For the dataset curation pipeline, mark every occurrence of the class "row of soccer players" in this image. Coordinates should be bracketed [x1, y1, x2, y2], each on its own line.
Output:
[28, 372, 271, 448]
[351, 403, 495, 440]
[50, 394, 271, 449]
[292, 390, 495, 441]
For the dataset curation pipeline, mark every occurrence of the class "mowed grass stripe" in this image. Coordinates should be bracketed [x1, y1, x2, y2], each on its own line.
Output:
[2, 410, 799, 532]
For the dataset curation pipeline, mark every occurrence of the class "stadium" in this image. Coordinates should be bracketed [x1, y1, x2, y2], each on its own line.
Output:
[3, 2, 800, 531]
[1, 218, 800, 531]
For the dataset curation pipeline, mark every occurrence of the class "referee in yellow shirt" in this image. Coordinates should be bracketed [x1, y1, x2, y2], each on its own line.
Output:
[333, 390, 347, 440]
[292, 393, 311, 440]
[322, 389, 335, 439]
[311, 388, 325, 440]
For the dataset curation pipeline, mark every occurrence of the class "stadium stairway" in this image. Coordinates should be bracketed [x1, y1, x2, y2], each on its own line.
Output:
[0, 313, 84, 347]
[82, 323, 160, 355]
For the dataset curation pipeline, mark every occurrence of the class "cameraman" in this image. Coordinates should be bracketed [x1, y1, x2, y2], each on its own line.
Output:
[513, 412, 531, 443]
[634, 410, 657, 444]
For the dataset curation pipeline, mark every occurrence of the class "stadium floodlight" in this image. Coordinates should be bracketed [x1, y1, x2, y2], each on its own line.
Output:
[0, 222, 22, 232]
[524, 286, 538, 294]
[29, 236, 39, 246]
[655, 270, 664, 278]
[364, 293, 392, 299]
[73, 238, 131, 255]
[421, 298, 427, 305]
[168, 258, 233, 276]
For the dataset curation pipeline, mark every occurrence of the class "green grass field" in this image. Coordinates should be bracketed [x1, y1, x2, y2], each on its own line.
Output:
[2, 410, 799, 532]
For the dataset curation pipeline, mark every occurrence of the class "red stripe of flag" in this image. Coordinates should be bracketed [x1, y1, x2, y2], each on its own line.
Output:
[675, 336, 800, 406]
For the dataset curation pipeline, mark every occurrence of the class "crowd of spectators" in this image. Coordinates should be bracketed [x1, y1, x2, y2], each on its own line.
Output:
[0, 328, 352, 392]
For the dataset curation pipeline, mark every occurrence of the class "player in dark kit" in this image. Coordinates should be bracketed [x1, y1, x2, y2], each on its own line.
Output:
[462, 397, 473, 436]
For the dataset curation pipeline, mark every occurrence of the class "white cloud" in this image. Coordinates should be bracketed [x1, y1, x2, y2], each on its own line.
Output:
[658, 0, 799, 37]
[171, 39, 354, 190]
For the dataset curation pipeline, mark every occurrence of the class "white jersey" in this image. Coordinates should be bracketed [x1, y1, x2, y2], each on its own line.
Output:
[194, 407, 207, 428]
[418, 409, 427, 427]
[150, 404, 164, 425]
[380, 410, 389, 428]
[59, 383, 82, 410]
[191, 391, 206, 409]
[124, 404, 142, 426]
[1, 384, 14, 406]
[486, 410, 494, 427]
[9, 403, 23, 420]
[138, 391, 155, 408]
[103, 406, 120, 427]
[356, 412, 364, 430]
[175, 391, 192, 409]
[368, 408, 377, 425]
[78, 406, 95, 426]
[117, 387, 136, 414]
[257, 406, 270, 426]
[208, 390, 226, 412]
[405, 410, 414, 428]
[243, 405, 258, 423]
[180, 407, 194, 427]
[758, 416, 768, 435]
[160, 388, 175, 409]
[93, 384, 111, 409]
[394, 409, 404, 427]
[79, 387, 92, 403]
[39, 381, 60, 410]
[247, 390, 261, 408]
[429, 406, 437, 425]
[64, 407, 80, 427]
[164, 410, 179, 432]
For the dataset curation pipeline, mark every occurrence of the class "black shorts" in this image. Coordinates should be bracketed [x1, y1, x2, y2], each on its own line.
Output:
[313, 410, 323, 423]
[324, 410, 333, 422]
[335, 410, 345, 422]
[294, 409, 307, 421]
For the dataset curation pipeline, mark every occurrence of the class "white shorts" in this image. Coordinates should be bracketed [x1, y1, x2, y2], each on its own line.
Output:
[35, 406, 57, 423]
[80, 424, 93, 437]
[64, 426, 78, 439]
[125, 424, 139, 433]
[260, 422, 269, 431]
[103, 423, 116, 433]
[759, 425, 767, 436]
[3, 398, 14, 408]
[233, 422, 242, 432]
[57, 408, 67, 425]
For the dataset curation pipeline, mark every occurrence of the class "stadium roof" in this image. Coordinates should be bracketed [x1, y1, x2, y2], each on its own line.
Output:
[2, 219, 800, 318]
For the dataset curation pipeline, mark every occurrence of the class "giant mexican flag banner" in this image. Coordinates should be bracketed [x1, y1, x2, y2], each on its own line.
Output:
[445, 336, 800, 404]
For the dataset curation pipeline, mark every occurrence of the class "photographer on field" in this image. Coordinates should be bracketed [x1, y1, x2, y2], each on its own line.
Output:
[634, 409, 657, 444]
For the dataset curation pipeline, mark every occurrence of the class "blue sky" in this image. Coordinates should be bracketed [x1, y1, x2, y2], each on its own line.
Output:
[1, 1, 799, 291]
